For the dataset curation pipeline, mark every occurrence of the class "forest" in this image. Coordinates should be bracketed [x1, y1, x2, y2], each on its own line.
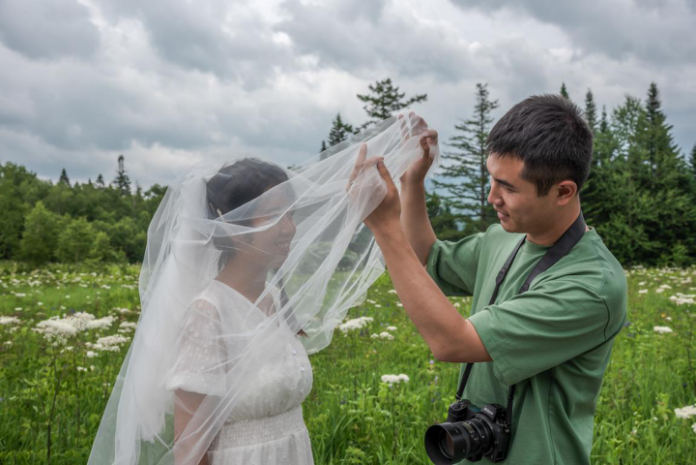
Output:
[1, 80, 694, 268]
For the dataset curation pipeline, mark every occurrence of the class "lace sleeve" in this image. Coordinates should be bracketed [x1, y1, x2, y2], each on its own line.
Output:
[165, 298, 228, 396]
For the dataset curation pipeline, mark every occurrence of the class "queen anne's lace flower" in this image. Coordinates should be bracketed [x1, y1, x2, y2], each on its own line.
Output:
[338, 317, 373, 334]
[675, 405, 696, 419]
[653, 326, 673, 334]
[0, 316, 21, 326]
[381, 374, 410, 385]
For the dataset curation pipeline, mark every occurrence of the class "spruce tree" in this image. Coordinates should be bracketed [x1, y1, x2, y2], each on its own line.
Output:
[96, 174, 105, 188]
[585, 89, 597, 133]
[690, 144, 696, 178]
[433, 83, 498, 233]
[357, 78, 427, 129]
[112, 155, 131, 195]
[59, 168, 70, 186]
[320, 140, 327, 154]
[560, 83, 569, 99]
[327, 113, 354, 146]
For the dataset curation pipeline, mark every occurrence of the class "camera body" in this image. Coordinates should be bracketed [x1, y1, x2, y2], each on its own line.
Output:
[424, 399, 511, 464]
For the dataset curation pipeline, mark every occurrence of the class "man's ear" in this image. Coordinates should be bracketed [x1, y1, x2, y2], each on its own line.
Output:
[555, 180, 577, 205]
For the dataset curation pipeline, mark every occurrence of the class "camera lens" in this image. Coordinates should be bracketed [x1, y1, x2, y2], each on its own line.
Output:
[425, 418, 494, 464]
[438, 429, 454, 459]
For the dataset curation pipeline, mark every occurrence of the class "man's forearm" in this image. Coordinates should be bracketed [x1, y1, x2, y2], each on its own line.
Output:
[400, 181, 437, 265]
[374, 223, 490, 363]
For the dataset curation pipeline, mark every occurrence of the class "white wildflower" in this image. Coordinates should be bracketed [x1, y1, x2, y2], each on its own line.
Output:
[338, 317, 374, 334]
[388, 290, 397, 294]
[675, 405, 696, 419]
[378, 332, 394, 340]
[653, 326, 673, 334]
[92, 334, 130, 352]
[0, 316, 21, 325]
[638, 289, 648, 294]
[381, 374, 410, 385]
[34, 318, 78, 344]
[692, 423, 696, 434]
[86, 351, 98, 358]
[386, 326, 397, 331]
[14, 307, 23, 311]
[87, 316, 115, 330]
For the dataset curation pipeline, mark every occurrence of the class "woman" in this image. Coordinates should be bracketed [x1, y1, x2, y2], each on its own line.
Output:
[166, 159, 314, 464]
[87, 113, 434, 465]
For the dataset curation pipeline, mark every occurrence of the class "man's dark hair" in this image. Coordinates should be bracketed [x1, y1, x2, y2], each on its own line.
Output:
[486, 94, 593, 196]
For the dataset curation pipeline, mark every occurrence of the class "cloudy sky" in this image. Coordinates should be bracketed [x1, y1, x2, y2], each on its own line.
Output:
[1, 0, 695, 188]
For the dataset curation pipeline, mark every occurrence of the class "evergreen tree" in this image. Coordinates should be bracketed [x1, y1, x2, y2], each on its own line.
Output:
[96, 174, 105, 188]
[328, 113, 354, 146]
[320, 140, 327, 154]
[560, 83, 569, 99]
[112, 155, 131, 195]
[433, 83, 498, 233]
[426, 191, 460, 240]
[690, 144, 696, 178]
[59, 168, 70, 186]
[357, 78, 427, 129]
[585, 89, 597, 133]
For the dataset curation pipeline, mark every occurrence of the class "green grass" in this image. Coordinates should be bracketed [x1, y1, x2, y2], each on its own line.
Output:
[0, 262, 694, 464]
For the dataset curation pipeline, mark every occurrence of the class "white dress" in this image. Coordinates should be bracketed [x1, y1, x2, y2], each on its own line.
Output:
[166, 280, 314, 465]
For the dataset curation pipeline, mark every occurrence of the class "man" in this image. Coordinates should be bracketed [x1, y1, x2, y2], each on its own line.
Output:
[359, 95, 627, 464]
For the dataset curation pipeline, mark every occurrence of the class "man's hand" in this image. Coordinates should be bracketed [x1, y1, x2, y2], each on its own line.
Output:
[399, 114, 438, 187]
[348, 144, 401, 236]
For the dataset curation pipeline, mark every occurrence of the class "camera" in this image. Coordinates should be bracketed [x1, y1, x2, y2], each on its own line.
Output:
[424, 399, 511, 463]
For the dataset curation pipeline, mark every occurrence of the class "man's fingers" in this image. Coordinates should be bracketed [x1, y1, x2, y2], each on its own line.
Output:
[375, 158, 396, 191]
[419, 129, 439, 159]
[348, 143, 368, 185]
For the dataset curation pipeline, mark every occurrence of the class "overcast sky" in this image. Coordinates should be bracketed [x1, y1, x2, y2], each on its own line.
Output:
[1, 0, 695, 188]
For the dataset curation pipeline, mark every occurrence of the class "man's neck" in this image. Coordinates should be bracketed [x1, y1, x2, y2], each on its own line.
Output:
[526, 204, 583, 246]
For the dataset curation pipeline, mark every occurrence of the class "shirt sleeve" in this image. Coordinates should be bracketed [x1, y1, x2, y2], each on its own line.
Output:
[426, 233, 485, 296]
[468, 278, 611, 386]
[165, 298, 228, 396]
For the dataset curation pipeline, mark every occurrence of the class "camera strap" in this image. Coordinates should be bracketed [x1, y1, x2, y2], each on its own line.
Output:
[455, 212, 587, 425]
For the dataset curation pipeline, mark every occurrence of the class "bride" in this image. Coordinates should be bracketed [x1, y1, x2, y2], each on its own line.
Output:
[87, 114, 438, 465]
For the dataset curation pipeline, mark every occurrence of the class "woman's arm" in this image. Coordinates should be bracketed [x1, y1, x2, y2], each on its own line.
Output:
[174, 389, 210, 465]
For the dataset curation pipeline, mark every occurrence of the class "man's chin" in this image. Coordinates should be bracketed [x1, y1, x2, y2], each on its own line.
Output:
[498, 218, 517, 233]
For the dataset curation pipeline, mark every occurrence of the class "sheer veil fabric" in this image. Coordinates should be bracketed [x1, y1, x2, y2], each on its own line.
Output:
[88, 114, 438, 464]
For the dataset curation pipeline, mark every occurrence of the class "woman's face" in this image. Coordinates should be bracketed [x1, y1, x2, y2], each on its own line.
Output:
[247, 209, 297, 268]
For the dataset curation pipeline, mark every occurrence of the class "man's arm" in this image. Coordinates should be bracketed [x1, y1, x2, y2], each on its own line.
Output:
[354, 149, 490, 363]
[399, 126, 438, 265]
[374, 218, 491, 363]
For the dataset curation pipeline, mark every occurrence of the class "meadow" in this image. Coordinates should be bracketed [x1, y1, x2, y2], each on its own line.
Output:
[0, 262, 695, 464]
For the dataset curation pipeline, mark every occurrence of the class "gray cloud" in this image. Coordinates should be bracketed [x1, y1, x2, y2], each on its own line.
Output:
[450, 0, 696, 65]
[0, 0, 99, 60]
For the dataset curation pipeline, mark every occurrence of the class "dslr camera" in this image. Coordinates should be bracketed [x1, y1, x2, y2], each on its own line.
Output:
[424, 398, 511, 463]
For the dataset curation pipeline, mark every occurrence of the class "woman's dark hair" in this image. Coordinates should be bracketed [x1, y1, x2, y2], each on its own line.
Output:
[206, 158, 289, 221]
[486, 94, 593, 196]
[206, 158, 303, 334]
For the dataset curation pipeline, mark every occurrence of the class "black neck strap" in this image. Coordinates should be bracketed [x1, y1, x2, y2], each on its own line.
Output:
[455, 213, 587, 424]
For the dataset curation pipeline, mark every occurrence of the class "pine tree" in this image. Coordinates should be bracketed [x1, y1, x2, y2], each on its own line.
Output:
[59, 168, 70, 186]
[560, 83, 569, 99]
[96, 174, 105, 188]
[433, 83, 498, 233]
[357, 78, 427, 129]
[328, 113, 354, 146]
[320, 140, 327, 154]
[585, 89, 597, 133]
[690, 144, 696, 178]
[112, 155, 131, 195]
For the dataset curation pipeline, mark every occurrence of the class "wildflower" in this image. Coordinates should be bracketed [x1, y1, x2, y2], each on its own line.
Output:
[675, 405, 696, 419]
[87, 316, 115, 330]
[0, 316, 21, 325]
[396, 302, 403, 308]
[34, 319, 78, 345]
[91, 334, 130, 352]
[638, 289, 648, 294]
[388, 290, 397, 294]
[86, 351, 98, 358]
[338, 317, 374, 334]
[692, 423, 696, 434]
[14, 307, 23, 311]
[386, 326, 397, 331]
[378, 332, 394, 340]
[381, 374, 410, 385]
[653, 326, 673, 334]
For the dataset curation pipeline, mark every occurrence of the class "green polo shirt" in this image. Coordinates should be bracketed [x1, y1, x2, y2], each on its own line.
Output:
[426, 224, 627, 465]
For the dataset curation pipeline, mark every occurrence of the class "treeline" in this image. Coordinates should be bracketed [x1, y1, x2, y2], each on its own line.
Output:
[1, 80, 694, 267]
[0, 156, 166, 266]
